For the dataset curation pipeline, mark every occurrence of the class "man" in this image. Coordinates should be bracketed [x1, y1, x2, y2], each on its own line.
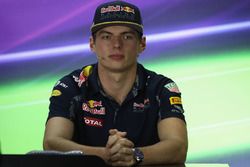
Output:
[43, 1, 188, 166]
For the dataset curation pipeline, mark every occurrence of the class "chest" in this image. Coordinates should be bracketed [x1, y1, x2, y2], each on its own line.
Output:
[72, 93, 160, 146]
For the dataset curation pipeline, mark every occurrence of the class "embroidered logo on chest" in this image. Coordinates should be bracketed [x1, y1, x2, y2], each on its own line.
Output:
[82, 100, 106, 115]
[133, 98, 150, 112]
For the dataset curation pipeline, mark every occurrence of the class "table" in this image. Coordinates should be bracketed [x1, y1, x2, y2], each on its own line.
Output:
[142, 164, 229, 167]
[0, 155, 229, 167]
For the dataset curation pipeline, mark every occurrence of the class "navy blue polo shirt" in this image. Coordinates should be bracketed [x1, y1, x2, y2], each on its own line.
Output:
[48, 63, 185, 147]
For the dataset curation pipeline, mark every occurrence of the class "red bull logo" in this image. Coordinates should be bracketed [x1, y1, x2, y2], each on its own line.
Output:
[101, 5, 135, 14]
[82, 101, 105, 115]
[101, 5, 120, 13]
[121, 6, 135, 14]
[74, 65, 93, 87]
[88, 100, 102, 108]
[78, 71, 87, 87]
[133, 102, 145, 109]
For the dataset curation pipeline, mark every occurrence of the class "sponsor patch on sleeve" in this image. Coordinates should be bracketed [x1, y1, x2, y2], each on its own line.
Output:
[169, 96, 182, 105]
[75, 65, 93, 87]
[165, 82, 180, 93]
[173, 105, 185, 113]
[54, 80, 68, 88]
[51, 89, 62, 97]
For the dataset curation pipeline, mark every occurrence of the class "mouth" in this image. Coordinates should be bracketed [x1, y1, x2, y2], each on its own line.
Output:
[109, 54, 124, 61]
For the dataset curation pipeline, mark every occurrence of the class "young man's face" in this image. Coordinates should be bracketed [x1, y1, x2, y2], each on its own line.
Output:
[90, 25, 146, 73]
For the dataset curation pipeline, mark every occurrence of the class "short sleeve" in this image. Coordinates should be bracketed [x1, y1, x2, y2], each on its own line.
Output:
[158, 81, 186, 122]
[48, 74, 80, 120]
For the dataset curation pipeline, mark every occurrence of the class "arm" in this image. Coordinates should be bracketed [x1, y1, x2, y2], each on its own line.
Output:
[140, 117, 188, 165]
[43, 117, 109, 161]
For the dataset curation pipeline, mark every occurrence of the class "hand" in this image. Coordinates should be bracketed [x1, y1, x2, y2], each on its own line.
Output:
[106, 129, 127, 148]
[105, 129, 136, 166]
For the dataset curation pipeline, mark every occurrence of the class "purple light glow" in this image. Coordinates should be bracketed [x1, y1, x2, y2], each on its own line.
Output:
[0, 44, 89, 63]
[146, 21, 250, 42]
[0, 21, 250, 63]
[2, 1, 100, 52]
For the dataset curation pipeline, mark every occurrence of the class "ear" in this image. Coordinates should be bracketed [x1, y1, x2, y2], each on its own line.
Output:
[89, 36, 95, 52]
[139, 36, 146, 53]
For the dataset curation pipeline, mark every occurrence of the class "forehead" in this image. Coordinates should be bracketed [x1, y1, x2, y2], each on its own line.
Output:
[96, 25, 136, 34]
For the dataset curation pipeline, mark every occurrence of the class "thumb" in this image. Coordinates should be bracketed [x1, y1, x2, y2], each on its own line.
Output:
[109, 129, 127, 137]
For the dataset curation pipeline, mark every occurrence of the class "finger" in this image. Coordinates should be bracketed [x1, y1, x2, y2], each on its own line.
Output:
[109, 129, 127, 137]
[106, 134, 119, 148]
[110, 153, 133, 162]
[110, 159, 134, 167]
[109, 138, 134, 155]
[109, 142, 122, 155]
[121, 147, 134, 155]
[109, 129, 118, 135]
[110, 160, 123, 167]
[108, 138, 134, 155]
[116, 131, 127, 137]
[117, 138, 134, 148]
[107, 130, 128, 149]
[110, 147, 134, 161]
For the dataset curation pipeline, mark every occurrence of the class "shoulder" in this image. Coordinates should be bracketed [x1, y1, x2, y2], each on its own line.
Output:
[139, 65, 185, 121]
[51, 64, 96, 96]
[55, 69, 82, 90]
[51, 69, 82, 99]
[139, 64, 177, 92]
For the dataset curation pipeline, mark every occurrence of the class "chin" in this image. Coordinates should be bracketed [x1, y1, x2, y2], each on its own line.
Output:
[99, 61, 136, 72]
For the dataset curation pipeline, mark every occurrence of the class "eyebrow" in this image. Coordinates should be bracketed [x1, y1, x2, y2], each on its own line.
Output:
[97, 30, 137, 36]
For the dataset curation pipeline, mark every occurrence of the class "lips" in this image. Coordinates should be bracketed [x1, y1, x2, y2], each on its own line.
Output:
[109, 54, 124, 61]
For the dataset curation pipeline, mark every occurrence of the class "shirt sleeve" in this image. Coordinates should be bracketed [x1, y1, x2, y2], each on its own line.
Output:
[158, 80, 186, 122]
[48, 74, 80, 120]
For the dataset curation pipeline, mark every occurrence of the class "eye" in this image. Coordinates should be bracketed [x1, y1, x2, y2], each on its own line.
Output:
[101, 34, 111, 40]
[123, 34, 134, 40]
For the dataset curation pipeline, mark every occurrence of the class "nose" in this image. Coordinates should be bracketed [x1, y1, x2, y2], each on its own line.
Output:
[112, 36, 122, 49]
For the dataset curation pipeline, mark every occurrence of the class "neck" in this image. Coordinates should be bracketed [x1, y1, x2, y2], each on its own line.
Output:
[98, 65, 137, 105]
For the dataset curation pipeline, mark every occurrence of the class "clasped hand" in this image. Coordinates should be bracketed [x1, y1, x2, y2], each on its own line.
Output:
[105, 129, 136, 166]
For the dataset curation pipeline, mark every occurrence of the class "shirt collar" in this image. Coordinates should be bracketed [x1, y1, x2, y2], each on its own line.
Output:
[86, 63, 147, 97]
